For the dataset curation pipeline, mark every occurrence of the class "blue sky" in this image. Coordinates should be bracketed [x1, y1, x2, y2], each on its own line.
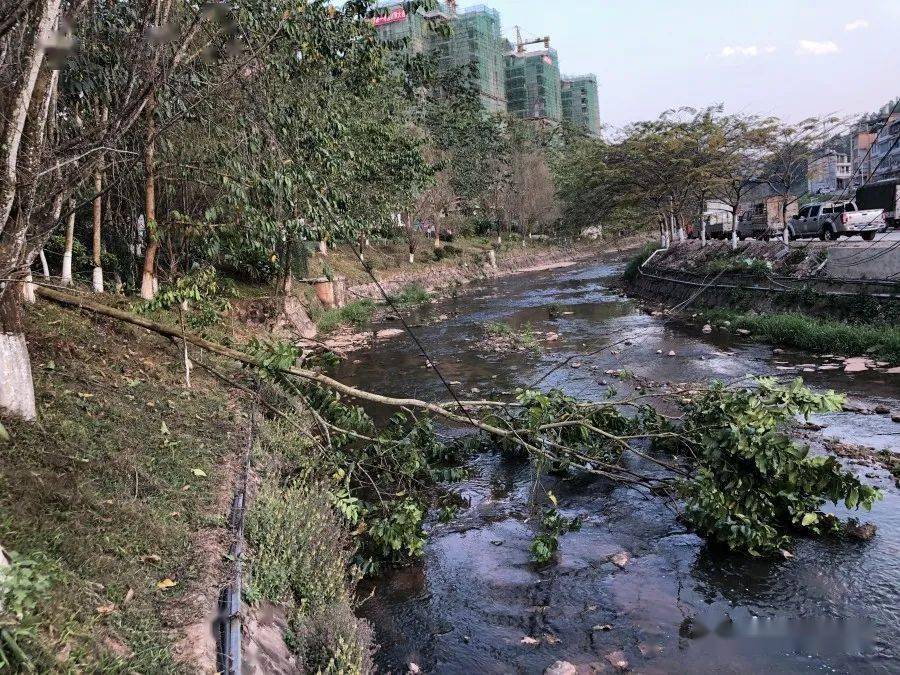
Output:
[482, 0, 900, 130]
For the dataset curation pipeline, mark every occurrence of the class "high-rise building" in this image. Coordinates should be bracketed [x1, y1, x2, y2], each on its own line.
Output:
[372, 1, 598, 129]
[372, 2, 507, 113]
[504, 47, 562, 122]
[561, 75, 601, 136]
[427, 4, 507, 113]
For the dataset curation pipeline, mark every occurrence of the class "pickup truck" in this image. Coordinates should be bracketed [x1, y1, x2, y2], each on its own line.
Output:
[855, 180, 899, 228]
[789, 200, 886, 241]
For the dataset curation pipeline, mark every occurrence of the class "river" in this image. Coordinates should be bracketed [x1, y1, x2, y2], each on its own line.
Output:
[334, 260, 900, 674]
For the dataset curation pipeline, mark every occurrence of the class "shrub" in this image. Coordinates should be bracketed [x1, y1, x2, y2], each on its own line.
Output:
[623, 243, 659, 283]
[388, 283, 432, 307]
[245, 478, 374, 673]
[316, 300, 376, 333]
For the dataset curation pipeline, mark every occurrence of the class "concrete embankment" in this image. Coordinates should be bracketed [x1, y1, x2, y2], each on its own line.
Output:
[629, 241, 900, 317]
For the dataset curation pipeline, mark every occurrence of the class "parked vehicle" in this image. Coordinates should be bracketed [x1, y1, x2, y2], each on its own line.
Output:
[736, 197, 799, 240]
[855, 180, 900, 228]
[790, 199, 885, 241]
[696, 200, 734, 240]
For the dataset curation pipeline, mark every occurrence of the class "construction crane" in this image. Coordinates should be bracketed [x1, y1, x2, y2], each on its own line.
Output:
[514, 26, 550, 54]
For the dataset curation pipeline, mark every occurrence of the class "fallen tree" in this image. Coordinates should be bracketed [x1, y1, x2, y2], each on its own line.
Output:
[34, 285, 882, 558]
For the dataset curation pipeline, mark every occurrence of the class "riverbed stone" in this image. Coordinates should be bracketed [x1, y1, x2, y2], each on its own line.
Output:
[845, 520, 877, 541]
[844, 357, 874, 373]
[605, 651, 630, 671]
[611, 551, 630, 568]
[544, 660, 577, 675]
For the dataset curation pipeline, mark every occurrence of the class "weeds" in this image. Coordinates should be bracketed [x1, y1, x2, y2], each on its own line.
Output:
[316, 299, 376, 333]
[388, 283, 432, 307]
[623, 243, 659, 283]
[706, 309, 900, 363]
[483, 321, 541, 352]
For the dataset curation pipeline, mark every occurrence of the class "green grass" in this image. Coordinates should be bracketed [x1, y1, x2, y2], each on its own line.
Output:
[484, 321, 541, 352]
[0, 303, 243, 672]
[623, 243, 659, 283]
[245, 419, 373, 673]
[315, 299, 376, 334]
[707, 309, 900, 363]
[388, 283, 432, 307]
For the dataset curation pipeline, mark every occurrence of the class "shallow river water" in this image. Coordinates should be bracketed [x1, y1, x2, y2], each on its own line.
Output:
[335, 261, 899, 674]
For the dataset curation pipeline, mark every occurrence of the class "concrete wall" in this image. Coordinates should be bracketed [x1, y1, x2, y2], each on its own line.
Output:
[826, 246, 900, 281]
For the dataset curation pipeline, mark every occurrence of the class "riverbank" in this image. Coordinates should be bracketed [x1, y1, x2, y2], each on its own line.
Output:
[0, 298, 371, 672]
[626, 241, 900, 366]
[308, 234, 650, 353]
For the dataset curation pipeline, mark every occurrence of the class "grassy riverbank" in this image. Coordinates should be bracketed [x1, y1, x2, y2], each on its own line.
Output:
[705, 309, 900, 363]
[0, 303, 245, 671]
[0, 299, 367, 672]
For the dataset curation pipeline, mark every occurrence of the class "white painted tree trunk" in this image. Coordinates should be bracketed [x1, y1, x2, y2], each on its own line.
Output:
[488, 249, 497, 269]
[24, 274, 36, 303]
[140, 270, 155, 300]
[0, 334, 36, 421]
[731, 228, 738, 251]
[39, 250, 49, 278]
[701, 221, 707, 247]
[409, 253, 414, 264]
[319, 240, 328, 255]
[782, 226, 790, 245]
[61, 201, 75, 285]
[92, 266, 104, 293]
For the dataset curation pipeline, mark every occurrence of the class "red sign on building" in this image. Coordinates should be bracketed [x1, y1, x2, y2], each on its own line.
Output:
[372, 7, 407, 27]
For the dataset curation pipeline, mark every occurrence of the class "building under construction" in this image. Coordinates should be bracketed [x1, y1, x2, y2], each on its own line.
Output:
[372, 2, 507, 113]
[426, 4, 507, 113]
[372, 1, 597, 127]
[505, 45, 562, 122]
[561, 75, 601, 136]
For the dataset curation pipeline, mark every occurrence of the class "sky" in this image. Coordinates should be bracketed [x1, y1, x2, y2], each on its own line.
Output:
[482, 0, 900, 131]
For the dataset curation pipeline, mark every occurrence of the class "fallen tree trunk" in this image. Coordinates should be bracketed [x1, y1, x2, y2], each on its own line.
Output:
[35, 285, 511, 438]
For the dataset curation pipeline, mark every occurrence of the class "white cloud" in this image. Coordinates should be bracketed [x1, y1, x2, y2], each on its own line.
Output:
[797, 40, 840, 55]
[845, 18, 870, 31]
[720, 45, 775, 58]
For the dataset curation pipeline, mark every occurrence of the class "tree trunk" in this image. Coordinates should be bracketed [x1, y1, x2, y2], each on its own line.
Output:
[0, 285, 36, 420]
[39, 249, 49, 278]
[61, 197, 75, 285]
[140, 100, 157, 300]
[318, 239, 328, 256]
[433, 221, 442, 250]
[701, 220, 707, 247]
[731, 209, 739, 251]
[0, 0, 60, 235]
[91, 165, 103, 292]
[782, 202, 790, 244]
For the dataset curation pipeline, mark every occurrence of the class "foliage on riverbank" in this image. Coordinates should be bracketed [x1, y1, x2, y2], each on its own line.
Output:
[314, 300, 377, 334]
[623, 243, 660, 283]
[245, 422, 374, 673]
[705, 309, 900, 363]
[0, 304, 242, 672]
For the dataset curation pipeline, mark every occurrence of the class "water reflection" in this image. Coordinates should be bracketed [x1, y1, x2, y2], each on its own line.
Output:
[342, 261, 899, 674]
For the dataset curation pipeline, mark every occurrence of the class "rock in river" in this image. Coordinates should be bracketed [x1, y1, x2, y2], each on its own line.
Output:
[544, 661, 577, 675]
